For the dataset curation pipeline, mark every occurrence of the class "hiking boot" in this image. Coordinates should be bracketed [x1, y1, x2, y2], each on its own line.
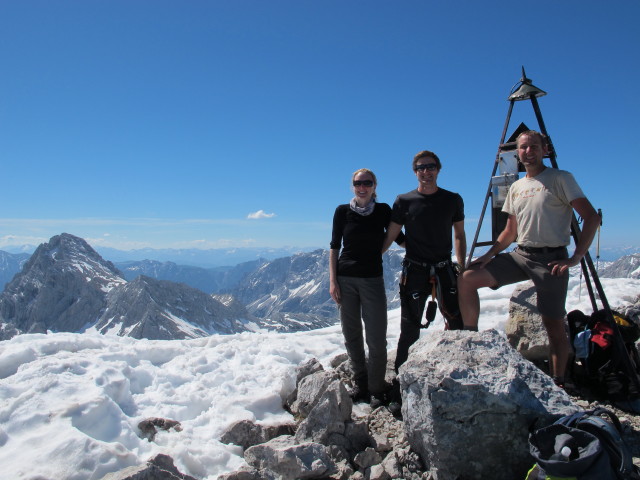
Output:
[370, 390, 389, 409]
[386, 379, 402, 418]
[389, 378, 401, 403]
[350, 383, 370, 403]
[387, 401, 402, 420]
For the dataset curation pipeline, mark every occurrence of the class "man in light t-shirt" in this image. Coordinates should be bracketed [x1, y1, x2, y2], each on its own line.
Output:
[457, 130, 601, 386]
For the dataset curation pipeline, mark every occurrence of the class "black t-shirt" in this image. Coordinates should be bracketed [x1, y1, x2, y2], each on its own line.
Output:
[391, 188, 464, 263]
[330, 202, 402, 277]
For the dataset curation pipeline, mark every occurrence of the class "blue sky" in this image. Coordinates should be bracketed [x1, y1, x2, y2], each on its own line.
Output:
[1, 0, 638, 252]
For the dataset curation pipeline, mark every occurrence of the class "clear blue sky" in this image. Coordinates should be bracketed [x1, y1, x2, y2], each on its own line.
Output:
[1, 0, 638, 252]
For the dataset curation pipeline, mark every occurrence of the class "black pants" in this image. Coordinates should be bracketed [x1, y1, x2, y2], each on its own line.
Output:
[394, 260, 463, 371]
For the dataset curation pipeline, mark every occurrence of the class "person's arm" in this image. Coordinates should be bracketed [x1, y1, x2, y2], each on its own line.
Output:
[329, 206, 344, 304]
[548, 197, 600, 275]
[453, 220, 466, 268]
[470, 214, 518, 268]
[329, 248, 341, 304]
[381, 221, 403, 253]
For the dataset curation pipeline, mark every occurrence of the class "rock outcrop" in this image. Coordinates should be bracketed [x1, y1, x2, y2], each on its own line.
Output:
[219, 329, 579, 480]
[505, 281, 550, 361]
[100, 454, 197, 480]
[399, 329, 579, 480]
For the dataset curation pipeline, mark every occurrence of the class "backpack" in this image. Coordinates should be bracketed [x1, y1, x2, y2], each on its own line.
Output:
[567, 309, 640, 406]
[527, 407, 640, 479]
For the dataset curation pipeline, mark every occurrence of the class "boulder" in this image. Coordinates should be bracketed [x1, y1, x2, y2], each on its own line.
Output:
[137, 417, 182, 442]
[100, 454, 196, 480]
[291, 370, 340, 418]
[219, 419, 295, 450]
[294, 379, 352, 444]
[244, 435, 337, 479]
[399, 329, 580, 480]
[354, 447, 382, 469]
[284, 357, 325, 410]
[505, 281, 550, 361]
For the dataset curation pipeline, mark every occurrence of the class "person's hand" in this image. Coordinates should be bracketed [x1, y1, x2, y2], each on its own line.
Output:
[548, 256, 580, 276]
[468, 253, 493, 269]
[330, 282, 341, 304]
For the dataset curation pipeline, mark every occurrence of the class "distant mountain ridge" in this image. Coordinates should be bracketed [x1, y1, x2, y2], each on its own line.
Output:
[0, 234, 358, 341]
[115, 258, 265, 294]
[599, 253, 640, 279]
[0, 234, 126, 338]
[94, 275, 261, 338]
[0, 234, 264, 341]
[96, 245, 320, 267]
[0, 251, 30, 289]
[2, 234, 639, 342]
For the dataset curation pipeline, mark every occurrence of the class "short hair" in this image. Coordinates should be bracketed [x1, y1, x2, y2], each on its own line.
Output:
[412, 150, 442, 171]
[352, 168, 378, 199]
[516, 130, 547, 147]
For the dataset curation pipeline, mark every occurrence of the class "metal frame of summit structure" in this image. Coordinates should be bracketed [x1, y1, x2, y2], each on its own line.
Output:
[468, 68, 640, 391]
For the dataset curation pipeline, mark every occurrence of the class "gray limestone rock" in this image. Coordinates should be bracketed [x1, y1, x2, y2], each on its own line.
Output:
[219, 419, 295, 450]
[294, 379, 352, 444]
[244, 436, 337, 479]
[137, 417, 182, 442]
[505, 281, 550, 361]
[368, 407, 405, 453]
[99, 454, 196, 480]
[354, 447, 382, 469]
[399, 329, 580, 480]
[291, 370, 340, 418]
[216, 465, 275, 480]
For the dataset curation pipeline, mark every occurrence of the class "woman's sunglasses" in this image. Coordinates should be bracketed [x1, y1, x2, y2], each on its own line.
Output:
[353, 180, 374, 187]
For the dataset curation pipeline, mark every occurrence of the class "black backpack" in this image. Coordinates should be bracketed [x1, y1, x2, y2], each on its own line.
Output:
[567, 309, 640, 406]
[527, 407, 640, 479]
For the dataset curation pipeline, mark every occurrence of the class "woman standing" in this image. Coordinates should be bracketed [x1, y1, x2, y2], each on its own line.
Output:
[329, 168, 403, 404]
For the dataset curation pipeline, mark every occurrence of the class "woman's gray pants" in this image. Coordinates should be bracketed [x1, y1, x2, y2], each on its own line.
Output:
[337, 275, 388, 394]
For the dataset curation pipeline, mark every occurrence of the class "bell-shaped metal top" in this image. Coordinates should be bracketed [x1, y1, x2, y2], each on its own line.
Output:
[508, 67, 547, 101]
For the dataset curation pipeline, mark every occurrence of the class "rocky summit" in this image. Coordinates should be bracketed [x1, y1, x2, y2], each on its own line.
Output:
[210, 330, 580, 480]
[0, 233, 125, 339]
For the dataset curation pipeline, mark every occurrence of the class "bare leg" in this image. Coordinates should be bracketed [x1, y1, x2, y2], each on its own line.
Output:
[541, 315, 571, 381]
[457, 268, 498, 329]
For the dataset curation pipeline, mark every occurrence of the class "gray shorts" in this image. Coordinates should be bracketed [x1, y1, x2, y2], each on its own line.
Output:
[484, 247, 569, 319]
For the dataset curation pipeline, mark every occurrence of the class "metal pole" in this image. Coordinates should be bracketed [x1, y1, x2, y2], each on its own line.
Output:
[466, 100, 515, 266]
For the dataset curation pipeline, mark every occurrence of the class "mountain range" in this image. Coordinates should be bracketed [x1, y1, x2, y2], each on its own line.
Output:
[0, 234, 404, 341]
[0, 234, 266, 341]
[3, 242, 638, 264]
[1, 233, 638, 342]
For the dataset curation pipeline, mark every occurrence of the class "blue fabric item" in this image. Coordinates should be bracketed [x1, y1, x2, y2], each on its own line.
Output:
[573, 329, 592, 359]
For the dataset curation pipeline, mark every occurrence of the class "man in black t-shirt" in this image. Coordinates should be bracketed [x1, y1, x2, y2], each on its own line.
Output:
[383, 150, 466, 372]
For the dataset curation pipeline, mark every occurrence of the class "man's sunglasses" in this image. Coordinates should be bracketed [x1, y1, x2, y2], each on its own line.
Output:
[415, 164, 438, 172]
[353, 180, 374, 187]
